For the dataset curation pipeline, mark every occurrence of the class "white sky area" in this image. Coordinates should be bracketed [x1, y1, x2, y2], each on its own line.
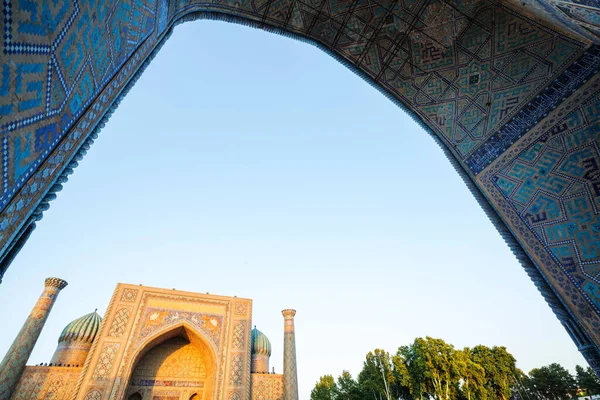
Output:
[0, 21, 588, 399]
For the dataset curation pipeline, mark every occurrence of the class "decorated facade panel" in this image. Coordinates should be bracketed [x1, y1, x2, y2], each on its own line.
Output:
[73, 284, 252, 399]
[250, 374, 284, 400]
[478, 72, 600, 349]
[11, 366, 81, 400]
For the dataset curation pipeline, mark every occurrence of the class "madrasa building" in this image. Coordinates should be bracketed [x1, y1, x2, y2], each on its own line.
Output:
[0, 278, 299, 400]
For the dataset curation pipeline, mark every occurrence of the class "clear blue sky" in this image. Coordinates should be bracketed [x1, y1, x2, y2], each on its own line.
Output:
[0, 21, 586, 399]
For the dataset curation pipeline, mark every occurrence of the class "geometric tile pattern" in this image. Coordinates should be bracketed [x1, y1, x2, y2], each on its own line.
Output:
[108, 307, 131, 337]
[2, 0, 600, 378]
[464, 63, 600, 374]
[251, 374, 284, 400]
[121, 288, 138, 303]
[233, 322, 246, 349]
[91, 344, 119, 381]
[130, 336, 207, 382]
[139, 308, 223, 347]
[479, 77, 600, 337]
[45, 376, 65, 398]
[12, 366, 81, 400]
[234, 302, 248, 316]
[12, 372, 45, 400]
[230, 355, 243, 385]
[0, 33, 156, 272]
[84, 389, 103, 400]
[0, 0, 156, 212]
[466, 45, 600, 174]
[495, 93, 600, 288]
[282, 332, 299, 400]
[282, 310, 298, 400]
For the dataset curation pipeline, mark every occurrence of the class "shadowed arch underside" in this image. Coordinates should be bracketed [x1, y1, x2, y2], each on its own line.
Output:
[1, 0, 600, 374]
[125, 326, 217, 400]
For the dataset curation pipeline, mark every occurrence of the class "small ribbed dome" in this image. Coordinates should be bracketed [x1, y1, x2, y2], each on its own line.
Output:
[251, 326, 272, 357]
[58, 311, 102, 344]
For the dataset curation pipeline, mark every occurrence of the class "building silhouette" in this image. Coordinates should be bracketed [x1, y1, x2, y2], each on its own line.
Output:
[0, 278, 299, 400]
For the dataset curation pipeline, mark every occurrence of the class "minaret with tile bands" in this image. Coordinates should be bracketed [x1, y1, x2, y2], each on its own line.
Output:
[0, 277, 68, 400]
[282, 309, 299, 400]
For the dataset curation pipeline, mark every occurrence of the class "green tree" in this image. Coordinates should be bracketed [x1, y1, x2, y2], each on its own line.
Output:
[413, 337, 460, 400]
[396, 344, 429, 400]
[512, 369, 535, 400]
[455, 348, 487, 400]
[334, 370, 363, 400]
[471, 345, 517, 400]
[390, 352, 415, 400]
[311, 375, 337, 400]
[576, 365, 600, 396]
[526, 363, 577, 400]
[310, 339, 587, 400]
[358, 349, 396, 400]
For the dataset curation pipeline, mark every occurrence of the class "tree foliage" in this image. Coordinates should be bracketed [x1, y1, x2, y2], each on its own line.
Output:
[455, 348, 486, 400]
[576, 365, 600, 396]
[310, 337, 589, 400]
[520, 363, 577, 400]
[358, 349, 396, 399]
[334, 371, 363, 400]
[311, 375, 336, 400]
[470, 345, 517, 400]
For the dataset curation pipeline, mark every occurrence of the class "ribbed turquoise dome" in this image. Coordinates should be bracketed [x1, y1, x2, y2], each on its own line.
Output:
[58, 311, 102, 344]
[251, 326, 272, 357]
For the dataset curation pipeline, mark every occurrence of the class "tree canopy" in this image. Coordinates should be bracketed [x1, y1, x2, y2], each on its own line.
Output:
[520, 363, 577, 400]
[311, 375, 336, 400]
[310, 337, 598, 400]
[576, 365, 600, 396]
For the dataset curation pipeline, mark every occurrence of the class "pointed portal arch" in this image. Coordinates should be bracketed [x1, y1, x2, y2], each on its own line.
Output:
[125, 325, 217, 400]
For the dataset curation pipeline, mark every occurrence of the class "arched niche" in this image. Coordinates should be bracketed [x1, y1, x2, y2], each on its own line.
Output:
[124, 325, 217, 400]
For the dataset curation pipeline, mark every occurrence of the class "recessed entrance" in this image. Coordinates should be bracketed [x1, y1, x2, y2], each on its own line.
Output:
[126, 327, 216, 400]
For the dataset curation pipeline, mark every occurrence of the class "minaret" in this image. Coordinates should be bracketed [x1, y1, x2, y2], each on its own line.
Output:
[0, 277, 68, 399]
[282, 309, 299, 400]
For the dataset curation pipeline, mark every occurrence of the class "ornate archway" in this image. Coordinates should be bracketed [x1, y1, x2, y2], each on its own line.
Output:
[72, 285, 249, 400]
[117, 324, 219, 400]
[125, 329, 217, 400]
[1, 0, 600, 373]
